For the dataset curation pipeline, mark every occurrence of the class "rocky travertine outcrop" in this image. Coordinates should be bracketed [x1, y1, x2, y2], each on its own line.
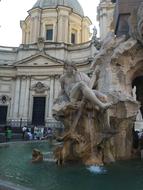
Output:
[53, 4, 143, 165]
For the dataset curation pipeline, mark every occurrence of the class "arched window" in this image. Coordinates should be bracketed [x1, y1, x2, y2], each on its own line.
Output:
[71, 29, 77, 44]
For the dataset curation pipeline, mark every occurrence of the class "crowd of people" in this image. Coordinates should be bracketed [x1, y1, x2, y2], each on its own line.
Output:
[2, 125, 53, 142]
[22, 126, 53, 141]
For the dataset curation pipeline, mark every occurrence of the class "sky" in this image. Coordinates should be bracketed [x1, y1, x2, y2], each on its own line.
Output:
[0, 0, 100, 47]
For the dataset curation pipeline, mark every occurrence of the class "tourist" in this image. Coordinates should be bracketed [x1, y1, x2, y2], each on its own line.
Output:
[34, 126, 38, 140]
[31, 126, 35, 140]
[42, 127, 53, 142]
[25, 128, 32, 140]
[36, 128, 42, 140]
[6, 126, 12, 142]
[22, 126, 27, 140]
[133, 130, 139, 149]
[27, 129, 33, 140]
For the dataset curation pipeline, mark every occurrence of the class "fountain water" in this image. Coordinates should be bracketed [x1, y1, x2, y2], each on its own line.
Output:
[87, 165, 107, 174]
[1, 142, 143, 190]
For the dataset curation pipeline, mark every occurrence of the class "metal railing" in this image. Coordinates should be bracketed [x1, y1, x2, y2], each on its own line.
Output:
[6, 118, 64, 129]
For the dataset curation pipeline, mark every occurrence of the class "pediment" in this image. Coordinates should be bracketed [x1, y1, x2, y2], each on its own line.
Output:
[14, 53, 64, 67]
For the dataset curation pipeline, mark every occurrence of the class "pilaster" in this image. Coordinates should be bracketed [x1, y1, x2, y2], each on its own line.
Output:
[48, 76, 54, 118]
[12, 76, 21, 119]
[54, 75, 61, 99]
[23, 76, 31, 119]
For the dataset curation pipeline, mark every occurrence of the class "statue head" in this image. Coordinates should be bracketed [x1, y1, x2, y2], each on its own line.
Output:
[64, 61, 77, 76]
[64, 61, 77, 71]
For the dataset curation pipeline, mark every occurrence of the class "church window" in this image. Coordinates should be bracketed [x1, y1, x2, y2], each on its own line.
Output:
[71, 29, 77, 44]
[46, 25, 53, 41]
[71, 33, 76, 44]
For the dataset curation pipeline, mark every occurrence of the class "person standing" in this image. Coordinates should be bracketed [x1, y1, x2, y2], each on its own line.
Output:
[22, 126, 27, 140]
[6, 126, 12, 142]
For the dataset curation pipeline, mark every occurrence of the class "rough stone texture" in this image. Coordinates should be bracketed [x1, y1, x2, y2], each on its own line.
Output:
[113, 0, 143, 36]
[90, 32, 142, 161]
[53, 98, 138, 165]
[53, 101, 115, 165]
[53, 8, 143, 164]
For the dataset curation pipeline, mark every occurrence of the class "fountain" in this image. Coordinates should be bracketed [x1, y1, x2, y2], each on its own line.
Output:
[52, 2, 143, 164]
[52, 56, 139, 166]
[1, 2, 143, 190]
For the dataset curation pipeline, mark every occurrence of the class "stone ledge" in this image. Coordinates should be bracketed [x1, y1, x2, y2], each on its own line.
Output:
[0, 179, 32, 190]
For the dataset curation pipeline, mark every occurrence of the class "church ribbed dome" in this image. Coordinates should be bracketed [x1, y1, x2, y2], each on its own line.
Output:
[33, 0, 84, 16]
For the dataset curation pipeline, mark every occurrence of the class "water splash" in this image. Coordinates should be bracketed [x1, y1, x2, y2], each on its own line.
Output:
[87, 165, 107, 174]
[43, 151, 56, 162]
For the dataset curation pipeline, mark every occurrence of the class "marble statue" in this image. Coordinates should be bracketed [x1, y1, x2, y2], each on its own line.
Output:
[53, 5, 143, 164]
[59, 62, 112, 111]
[132, 86, 137, 101]
[129, 2, 143, 46]
[92, 26, 101, 50]
[53, 61, 114, 166]
[136, 110, 143, 121]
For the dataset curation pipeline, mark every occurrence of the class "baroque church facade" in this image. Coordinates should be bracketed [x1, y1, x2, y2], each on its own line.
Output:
[0, 0, 97, 128]
[0, 0, 114, 128]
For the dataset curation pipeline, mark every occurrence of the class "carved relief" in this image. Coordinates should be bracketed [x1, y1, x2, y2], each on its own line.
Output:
[0, 95, 11, 104]
[130, 2, 143, 46]
[31, 82, 49, 93]
[37, 37, 45, 52]
[91, 26, 101, 50]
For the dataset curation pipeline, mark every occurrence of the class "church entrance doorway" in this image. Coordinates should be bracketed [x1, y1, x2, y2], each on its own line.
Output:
[32, 97, 46, 126]
[0, 105, 8, 125]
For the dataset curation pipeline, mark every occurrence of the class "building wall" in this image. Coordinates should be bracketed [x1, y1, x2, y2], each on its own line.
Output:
[0, 1, 96, 127]
[97, 0, 115, 40]
[21, 6, 91, 45]
[0, 41, 96, 127]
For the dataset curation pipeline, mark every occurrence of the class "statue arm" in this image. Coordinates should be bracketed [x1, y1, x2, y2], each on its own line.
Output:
[89, 69, 100, 89]
[60, 80, 65, 95]
[59, 75, 68, 97]
[78, 72, 90, 85]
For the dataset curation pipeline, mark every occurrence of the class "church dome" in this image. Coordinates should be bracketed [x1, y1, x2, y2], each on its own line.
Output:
[33, 0, 84, 16]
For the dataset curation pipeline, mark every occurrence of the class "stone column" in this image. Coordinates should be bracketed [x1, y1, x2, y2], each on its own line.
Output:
[12, 76, 21, 119]
[81, 21, 86, 43]
[33, 14, 41, 43]
[23, 77, 30, 119]
[21, 21, 26, 44]
[63, 16, 69, 43]
[9, 79, 16, 120]
[30, 17, 34, 43]
[53, 23, 57, 42]
[58, 15, 63, 42]
[22, 28, 26, 44]
[48, 76, 54, 118]
[19, 76, 27, 119]
[54, 75, 61, 99]
[77, 29, 81, 44]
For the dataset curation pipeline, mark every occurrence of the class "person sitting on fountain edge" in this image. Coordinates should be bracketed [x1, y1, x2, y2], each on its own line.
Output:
[59, 61, 112, 111]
